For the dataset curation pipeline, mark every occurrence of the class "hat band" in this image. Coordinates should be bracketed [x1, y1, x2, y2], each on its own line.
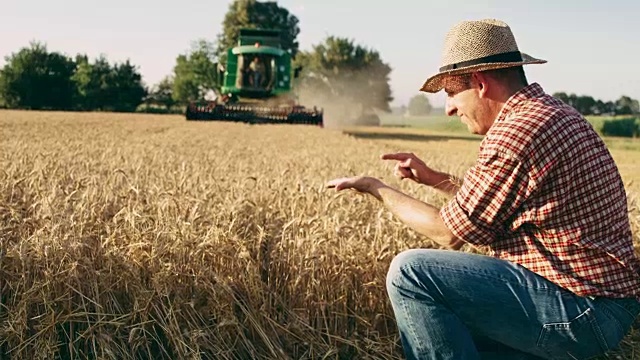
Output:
[439, 51, 523, 72]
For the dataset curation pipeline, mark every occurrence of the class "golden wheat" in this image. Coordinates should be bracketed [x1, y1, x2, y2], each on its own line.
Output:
[1, 110, 638, 359]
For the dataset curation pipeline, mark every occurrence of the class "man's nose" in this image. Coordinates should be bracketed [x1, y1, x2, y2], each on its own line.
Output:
[445, 98, 457, 116]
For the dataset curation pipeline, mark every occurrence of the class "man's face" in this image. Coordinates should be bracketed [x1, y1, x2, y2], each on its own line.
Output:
[443, 74, 492, 135]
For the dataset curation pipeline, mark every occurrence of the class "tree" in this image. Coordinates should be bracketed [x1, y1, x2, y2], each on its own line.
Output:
[72, 54, 113, 110]
[107, 60, 147, 112]
[574, 95, 596, 115]
[554, 91, 640, 116]
[407, 94, 432, 116]
[294, 36, 393, 118]
[604, 101, 616, 115]
[71, 55, 146, 112]
[0, 41, 77, 110]
[172, 40, 218, 105]
[567, 93, 578, 109]
[216, 0, 300, 60]
[594, 100, 607, 115]
[615, 95, 639, 115]
[552, 92, 569, 105]
[146, 76, 176, 110]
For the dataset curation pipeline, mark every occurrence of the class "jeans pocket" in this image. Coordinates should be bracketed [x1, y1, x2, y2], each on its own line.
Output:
[597, 298, 640, 348]
[536, 307, 609, 360]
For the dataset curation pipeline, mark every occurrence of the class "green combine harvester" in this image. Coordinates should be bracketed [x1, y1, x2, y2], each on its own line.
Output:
[185, 28, 323, 126]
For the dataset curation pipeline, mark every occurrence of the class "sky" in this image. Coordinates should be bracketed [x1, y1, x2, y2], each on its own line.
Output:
[1, 0, 639, 108]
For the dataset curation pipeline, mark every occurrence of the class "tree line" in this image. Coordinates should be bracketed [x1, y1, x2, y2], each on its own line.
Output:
[0, 42, 146, 112]
[551, 92, 639, 116]
[0, 0, 392, 118]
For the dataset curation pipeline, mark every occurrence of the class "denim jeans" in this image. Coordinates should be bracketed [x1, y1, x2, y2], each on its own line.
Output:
[386, 249, 640, 360]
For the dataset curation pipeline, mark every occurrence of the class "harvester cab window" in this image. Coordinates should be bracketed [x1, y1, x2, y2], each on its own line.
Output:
[238, 54, 274, 90]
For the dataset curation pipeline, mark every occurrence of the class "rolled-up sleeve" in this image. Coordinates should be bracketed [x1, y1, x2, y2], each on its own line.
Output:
[440, 149, 530, 246]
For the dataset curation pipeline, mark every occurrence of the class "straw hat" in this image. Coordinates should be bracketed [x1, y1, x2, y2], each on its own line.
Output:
[420, 19, 546, 93]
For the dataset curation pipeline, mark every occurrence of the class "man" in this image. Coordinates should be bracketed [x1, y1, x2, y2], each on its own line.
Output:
[327, 19, 640, 359]
[249, 56, 265, 87]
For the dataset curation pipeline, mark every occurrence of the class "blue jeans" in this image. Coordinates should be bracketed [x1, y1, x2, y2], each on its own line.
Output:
[386, 249, 640, 360]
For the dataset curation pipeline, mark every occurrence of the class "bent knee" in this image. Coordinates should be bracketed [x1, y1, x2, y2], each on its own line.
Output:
[386, 249, 444, 290]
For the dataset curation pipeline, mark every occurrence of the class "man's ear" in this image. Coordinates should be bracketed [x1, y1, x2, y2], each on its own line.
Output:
[473, 72, 490, 98]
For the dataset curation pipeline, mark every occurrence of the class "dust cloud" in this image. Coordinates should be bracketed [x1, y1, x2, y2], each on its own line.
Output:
[294, 68, 388, 129]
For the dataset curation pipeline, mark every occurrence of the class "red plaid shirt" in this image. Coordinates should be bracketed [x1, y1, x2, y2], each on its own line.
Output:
[441, 83, 640, 300]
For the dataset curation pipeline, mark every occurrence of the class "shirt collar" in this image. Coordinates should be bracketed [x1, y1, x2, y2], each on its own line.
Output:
[495, 82, 545, 122]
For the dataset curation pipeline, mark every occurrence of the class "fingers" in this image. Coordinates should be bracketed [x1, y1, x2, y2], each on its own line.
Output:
[380, 152, 414, 161]
[394, 165, 413, 180]
[326, 177, 348, 189]
[400, 158, 412, 168]
[326, 177, 359, 191]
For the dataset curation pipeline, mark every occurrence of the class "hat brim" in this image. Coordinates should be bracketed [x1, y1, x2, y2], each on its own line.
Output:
[419, 52, 547, 93]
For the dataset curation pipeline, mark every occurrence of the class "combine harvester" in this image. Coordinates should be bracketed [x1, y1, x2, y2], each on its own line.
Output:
[185, 28, 323, 126]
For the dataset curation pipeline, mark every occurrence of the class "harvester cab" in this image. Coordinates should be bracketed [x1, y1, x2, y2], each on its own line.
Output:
[185, 28, 323, 126]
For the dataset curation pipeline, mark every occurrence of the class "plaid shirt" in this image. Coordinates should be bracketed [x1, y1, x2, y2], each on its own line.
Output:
[440, 83, 640, 300]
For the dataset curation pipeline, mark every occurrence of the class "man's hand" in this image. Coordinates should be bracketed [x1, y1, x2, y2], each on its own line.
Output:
[381, 152, 461, 196]
[326, 176, 384, 200]
[381, 152, 436, 185]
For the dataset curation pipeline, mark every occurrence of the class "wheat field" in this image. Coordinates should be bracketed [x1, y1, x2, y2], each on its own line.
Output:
[1, 110, 638, 359]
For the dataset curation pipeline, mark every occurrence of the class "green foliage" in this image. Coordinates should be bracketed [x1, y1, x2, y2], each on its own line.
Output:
[407, 94, 432, 116]
[554, 92, 607, 115]
[615, 96, 640, 115]
[0, 41, 146, 112]
[135, 103, 184, 114]
[600, 117, 639, 138]
[0, 41, 77, 110]
[217, 0, 300, 60]
[294, 36, 393, 114]
[553, 92, 639, 116]
[73, 55, 147, 112]
[172, 40, 218, 105]
[106, 60, 148, 112]
[145, 76, 177, 110]
[72, 55, 111, 110]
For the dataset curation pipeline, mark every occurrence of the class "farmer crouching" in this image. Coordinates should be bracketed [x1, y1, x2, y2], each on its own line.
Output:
[327, 18, 640, 360]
